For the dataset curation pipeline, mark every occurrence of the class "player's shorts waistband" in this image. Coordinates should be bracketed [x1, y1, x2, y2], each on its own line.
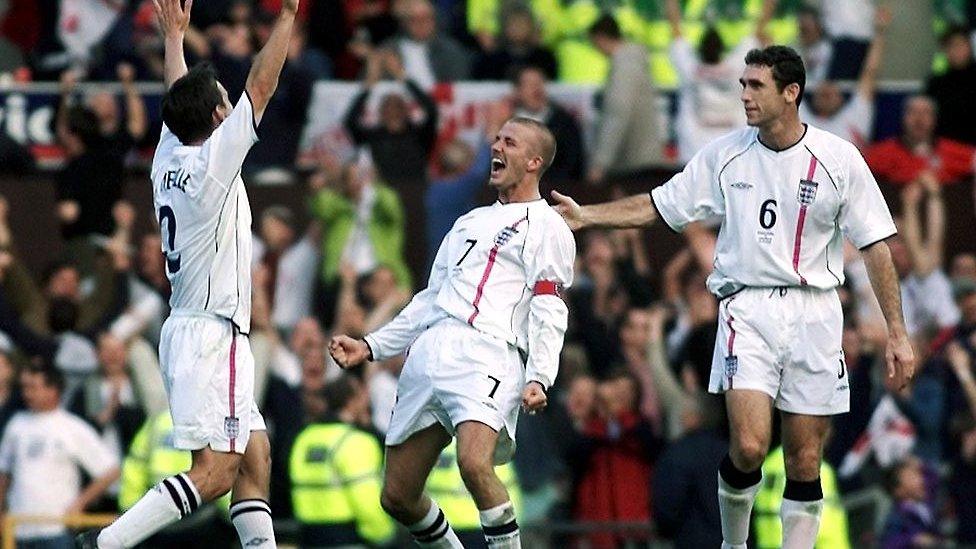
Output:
[169, 309, 232, 324]
[433, 315, 522, 352]
[717, 285, 838, 300]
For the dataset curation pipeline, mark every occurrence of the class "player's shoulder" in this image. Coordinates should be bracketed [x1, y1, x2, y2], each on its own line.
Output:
[699, 128, 761, 166]
[528, 199, 572, 231]
[455, 203, 496, 225]
[804, 124, 864, 172]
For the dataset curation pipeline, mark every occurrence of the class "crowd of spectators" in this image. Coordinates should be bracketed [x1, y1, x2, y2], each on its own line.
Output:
[0, 0, 975, 548]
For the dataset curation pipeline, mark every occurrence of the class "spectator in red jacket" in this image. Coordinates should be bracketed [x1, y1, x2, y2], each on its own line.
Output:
[567, 370, 660, 548]
[865, 95, 975, 186]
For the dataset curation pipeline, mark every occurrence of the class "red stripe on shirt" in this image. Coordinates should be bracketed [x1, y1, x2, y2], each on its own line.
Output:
[468, 215, 529, 325]
[725, 297, 736, 389]
[792, 154, 818, 285]
[228, 324, 237, 453]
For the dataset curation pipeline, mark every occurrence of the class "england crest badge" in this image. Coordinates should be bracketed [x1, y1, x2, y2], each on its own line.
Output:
[797, 179, 818, 205]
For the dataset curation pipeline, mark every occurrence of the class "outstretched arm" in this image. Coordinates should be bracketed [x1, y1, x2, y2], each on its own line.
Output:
[245, 0, 299, 124]
[153, 0, 192, 89]
[551, 190, 658, 230]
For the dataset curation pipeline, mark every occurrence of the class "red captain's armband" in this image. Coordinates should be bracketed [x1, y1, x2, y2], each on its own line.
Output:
[533, 280, 563, 298]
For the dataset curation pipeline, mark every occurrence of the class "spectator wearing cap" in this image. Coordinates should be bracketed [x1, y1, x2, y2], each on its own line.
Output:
[866, 95, 975, 186]
[926, 26, 976, 145]
[253, 206, 319, 337]
[0, 367, 120, 547]
[510, 65, 585, 182]
[472, 7, 557, 81]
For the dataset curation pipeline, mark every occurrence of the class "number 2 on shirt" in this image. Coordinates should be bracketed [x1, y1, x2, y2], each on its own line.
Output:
[158, 206, 182, 274]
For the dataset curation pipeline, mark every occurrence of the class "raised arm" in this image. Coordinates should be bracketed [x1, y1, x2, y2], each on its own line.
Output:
[665, 0, 682, 38]
[551, 190, 658, 230]
[152, 0, 192, 89]
[860, 239, 915, 390]
[856, 6, 891, 101]
[245, 0, 300, 124]
[117, 63, 148, 141]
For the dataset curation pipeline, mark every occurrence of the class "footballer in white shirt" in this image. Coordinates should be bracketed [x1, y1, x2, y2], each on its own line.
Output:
[330, 116, 575, 549]
[554, 46, 915, 549]
[79, 0, 298, 547]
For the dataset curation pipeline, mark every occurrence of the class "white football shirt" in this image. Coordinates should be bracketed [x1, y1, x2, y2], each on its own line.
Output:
[150, 93, 259, 332]
[0, 410, 117, 539]
[365, 199, 576, 389]
[651, 125, 896, 297]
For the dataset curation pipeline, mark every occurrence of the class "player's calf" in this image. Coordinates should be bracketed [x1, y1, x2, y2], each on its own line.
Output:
[230, 432, 276, 548]
[186, 449, 244, 502]
[456, 423, 520, 549]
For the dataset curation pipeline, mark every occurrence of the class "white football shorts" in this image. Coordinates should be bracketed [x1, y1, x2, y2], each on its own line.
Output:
[708, 286, 850, 415]
[386, 317, 524, 464]
[159, 310, 266, 454]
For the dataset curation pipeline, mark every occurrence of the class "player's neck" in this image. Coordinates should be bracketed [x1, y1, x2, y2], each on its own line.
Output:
[497, 181, 541, 204]
[757, 113, 806, 152]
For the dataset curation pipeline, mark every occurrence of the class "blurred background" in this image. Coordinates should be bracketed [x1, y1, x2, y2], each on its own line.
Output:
[0, 0, 974, 547]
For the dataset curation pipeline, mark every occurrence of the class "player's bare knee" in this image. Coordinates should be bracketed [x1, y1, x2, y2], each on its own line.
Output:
[731, 435, 769, 471]
[457, 450, 494, 492]
[379, 485, 416, 522]
[784, 445, 822, 481]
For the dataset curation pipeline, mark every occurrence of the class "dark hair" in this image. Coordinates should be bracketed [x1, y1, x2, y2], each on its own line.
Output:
[941, 25, 972, 47]
[322, 375, 358, 413]
[509, 116, 557, 176]
[48, 297, 79, 333]
[883, 460, 912, 495]
[24, 365, 65, 395]
[700, 26, 725, 65]
[588, 14, 621, 40]
[67, 105, 103, 149]
[744, 46, 806, 106]
[162, 63, 223, 144]
[509, 64, 546, 87]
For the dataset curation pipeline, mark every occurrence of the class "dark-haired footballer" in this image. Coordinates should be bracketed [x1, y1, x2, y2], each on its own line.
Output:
[553, 45, 915, 549]
[76, 0, 299, 546]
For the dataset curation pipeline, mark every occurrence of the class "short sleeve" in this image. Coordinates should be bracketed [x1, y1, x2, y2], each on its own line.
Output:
[0, 417, 19, 473]
[650, 145, 724, 231]
[840, 147, 897, 249]
[202, 91, 260, 185]
[69, 417, 119, 478]
[150, 124, 182, 181]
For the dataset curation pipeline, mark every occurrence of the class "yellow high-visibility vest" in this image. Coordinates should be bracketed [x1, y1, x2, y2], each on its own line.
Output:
[289, 423, 394, 546]
[754, 446, 850, 549]
[120, 413, 230, 512]
[425, 441, 523, 531]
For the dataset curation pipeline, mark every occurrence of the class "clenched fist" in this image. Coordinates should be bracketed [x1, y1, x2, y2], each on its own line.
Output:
[521, 381, 547, 414]
[329, 334, 372, 369]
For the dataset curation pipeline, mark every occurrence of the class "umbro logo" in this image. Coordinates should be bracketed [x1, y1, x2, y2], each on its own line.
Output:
[730, 181, 753, 189]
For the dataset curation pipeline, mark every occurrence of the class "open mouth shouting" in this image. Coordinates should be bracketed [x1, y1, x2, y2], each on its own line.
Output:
[490, 157, 507, 179]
